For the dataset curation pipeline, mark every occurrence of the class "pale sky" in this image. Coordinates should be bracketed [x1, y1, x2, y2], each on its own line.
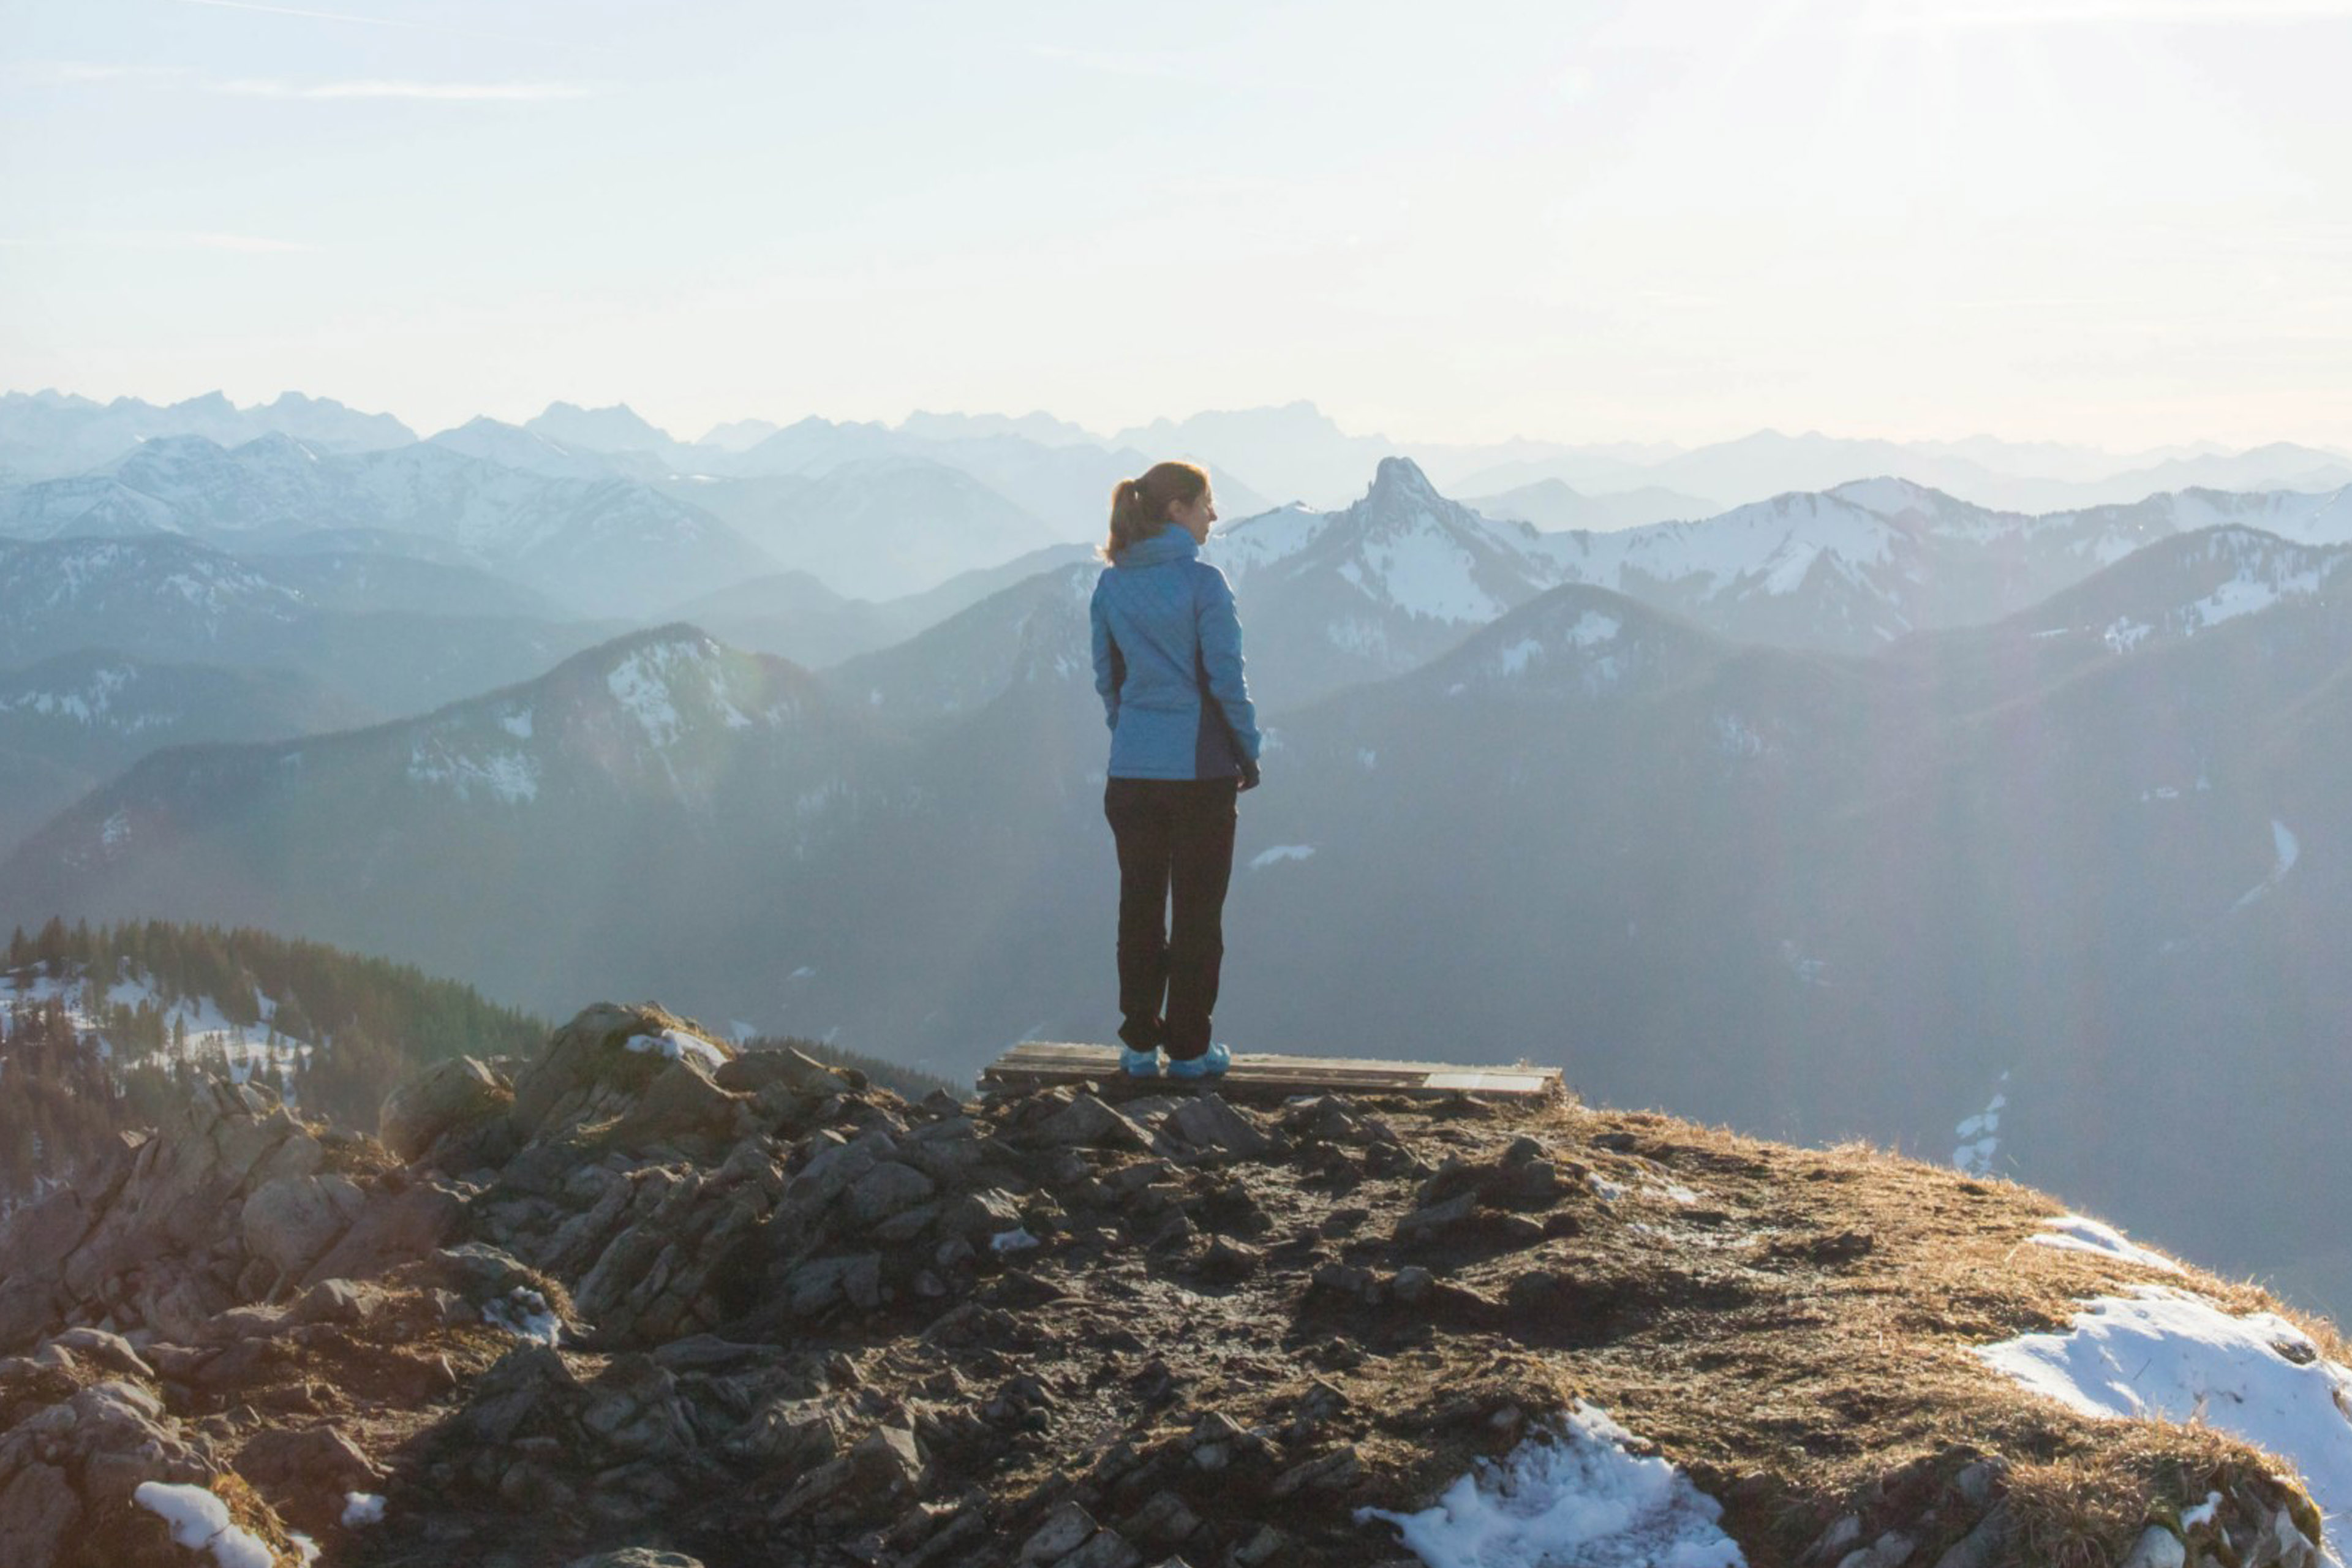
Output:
[4, 0, 2350, 451]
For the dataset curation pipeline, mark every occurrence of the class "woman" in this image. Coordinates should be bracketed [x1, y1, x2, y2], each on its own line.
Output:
[1089, 460, 1262, 1080]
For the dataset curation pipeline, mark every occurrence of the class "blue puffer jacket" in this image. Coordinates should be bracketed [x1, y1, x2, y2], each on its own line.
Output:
[1090, 524, 1262, 781]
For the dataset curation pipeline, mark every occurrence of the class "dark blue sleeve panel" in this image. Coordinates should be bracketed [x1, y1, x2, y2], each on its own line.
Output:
[1191, 564, 1261, 762]
[1090, 576, 1123, 733]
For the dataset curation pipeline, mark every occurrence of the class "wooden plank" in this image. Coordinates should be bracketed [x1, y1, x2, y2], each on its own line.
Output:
[982, 1041, 1566, 1102]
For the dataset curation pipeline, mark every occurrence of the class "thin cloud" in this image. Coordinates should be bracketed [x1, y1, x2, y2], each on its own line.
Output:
[168, 0, 620, 53]
[1862, 0, 2352, 28]
[211, 77, 593, 100]
[4, 231, 320, 254]
[9, 62, 194, 86]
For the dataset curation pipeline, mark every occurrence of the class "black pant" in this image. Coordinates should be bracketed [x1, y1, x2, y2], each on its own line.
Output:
[1104, 776, 1239, 1060]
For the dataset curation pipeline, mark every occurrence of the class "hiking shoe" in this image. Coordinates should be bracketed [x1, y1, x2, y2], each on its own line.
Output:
[1120, 1046, 1163, 1077]
[1166, 1041, 1231, 1080]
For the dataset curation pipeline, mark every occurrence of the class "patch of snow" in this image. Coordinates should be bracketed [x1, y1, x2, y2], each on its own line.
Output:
[1250, 845, 1316, 871]
[482, 1286, 561, 1344]
[2103, 617, 2153, 654]
[1357, 1400, 1745, 1568]
[133, 1482, 276, 1568]
[1360, 522, 1505, 622]
[624, 1027, 728, 1071]
[342, 1492, 386, 1527]
[1779, 940, 1829, 987]
[1953, 1075, 2010, 1175]
[2031, 1215, 2184, 1274]
[100, 810, 130, 850]
[990, 1226, 1041, 1254]
[407, 742, 538, 804]
[2231, 819, 2301, 912]
[1588, 1173, 1628, 1203]
[1978, 1284, 2352, 1544]
[497, 706, 533, 739]
[1498, 638, 1544, 676]
[1359, 748, 1378, 770]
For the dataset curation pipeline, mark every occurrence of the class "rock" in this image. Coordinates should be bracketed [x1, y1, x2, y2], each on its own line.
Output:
[380, 1056, 513, 1162]
[1394, 1191, 1477, 1244]
[1059, 1531, 1143, 1568]
[1950, 1460, 2003, 1510]
[937, 1189, 1027, 1243]
[565, 1552, 707, 1568]
[843, 1163, 938, 1229]
[1198, 1237, 1262, 1283]
[1390, 1265, 1434, 1304]
[2119, 1525, 2187, 1568]
[236, 1422, 386, 1501]
[1810, 1515, 1863, 1564]
[300, 1182, 464, 1289]
[511, 1003, 734, 1140]
[1119, 1490, 1202, 1545]
[1031, 1093, 1151, 1152]
[1838, 1530, 1917, 1568]
[240, 1174, 355, 1279]
[716, 1046, 851, 1099]
[1931, 1504, 2013, 1568]
[0, 1462, 80, 1567]
[1270, 1445, 1363, 1498]
[40, 1327, 154, 1381]
[1161, 1095, 1272, 1159]
[1022, 1501, 1100, 1562]
[609, 1060, 744, 1146]
[1229, 1525, 1286, 1567]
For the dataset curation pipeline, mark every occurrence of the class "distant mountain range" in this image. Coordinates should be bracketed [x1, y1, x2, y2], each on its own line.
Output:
[16, 490, 2352, 1314]
[0, 533, 622, 718]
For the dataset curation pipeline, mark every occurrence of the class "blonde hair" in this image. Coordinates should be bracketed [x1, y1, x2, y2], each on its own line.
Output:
[1101, 461, 1210, 561]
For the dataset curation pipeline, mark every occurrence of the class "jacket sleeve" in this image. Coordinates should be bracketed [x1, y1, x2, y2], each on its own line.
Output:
[1194, 566, 1261, 762]
[1090, 578, 1121, 733]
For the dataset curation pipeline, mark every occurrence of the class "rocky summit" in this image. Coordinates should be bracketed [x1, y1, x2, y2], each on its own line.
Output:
[0, 1003, 2339, 1568]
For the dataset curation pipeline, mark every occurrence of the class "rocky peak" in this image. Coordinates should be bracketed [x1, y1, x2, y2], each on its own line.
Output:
[1360, 455, 1447, 516]
[0, 1001, 2338, 1568]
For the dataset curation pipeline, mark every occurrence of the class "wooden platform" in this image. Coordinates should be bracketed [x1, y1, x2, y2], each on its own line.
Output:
[982, 1041, 1566, 1103]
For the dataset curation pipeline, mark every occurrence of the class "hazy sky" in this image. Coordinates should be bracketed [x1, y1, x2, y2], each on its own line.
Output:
[4, 0, 2350, 450]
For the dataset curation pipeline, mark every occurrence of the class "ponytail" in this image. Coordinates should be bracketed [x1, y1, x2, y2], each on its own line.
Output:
[1101, 460, 1210, 562]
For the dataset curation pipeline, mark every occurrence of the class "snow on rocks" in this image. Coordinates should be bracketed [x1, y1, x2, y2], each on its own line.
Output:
[341, 1491, 385, 1526]
[483, 1285, 563, 1344]
[625, 1027, 729, 1072]
[2031, 1214, 2184, 1274]
[1357, 1401, 1745, 1568]
[133, 1480, 277, 1568]
[1978, 1284, 2352, 1544]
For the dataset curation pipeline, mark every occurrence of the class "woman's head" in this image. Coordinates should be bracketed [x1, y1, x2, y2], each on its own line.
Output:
[1102, 460, 1213, 560]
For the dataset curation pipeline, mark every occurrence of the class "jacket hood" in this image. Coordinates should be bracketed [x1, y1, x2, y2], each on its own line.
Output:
[1112, 526, 1199, 568]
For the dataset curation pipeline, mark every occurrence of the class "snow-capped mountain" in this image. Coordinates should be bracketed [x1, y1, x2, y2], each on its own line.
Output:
[0, 390, 415, 481]
[1527, 477, 2352, 654]
[0, 535, 309, 662]
[1204, 456, 1562, 705]
[0, 627, 892, 1028]
[426, 417, 619, 480]
[822, 564, 1099, 722]
[2011, 525, 2352, 657]
[0, 650, 371, 856]
[0, 533, 617, 717]
[0, 434, 777, 616]
[524, 401, 683, 461]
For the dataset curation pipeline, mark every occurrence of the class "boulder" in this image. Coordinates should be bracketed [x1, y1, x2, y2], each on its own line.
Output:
[380, 1056, 513, 1163]
[299, 1182, 465, 1289]
[239, 1174, 356, 1279]
[511, 1003, 735, 1140]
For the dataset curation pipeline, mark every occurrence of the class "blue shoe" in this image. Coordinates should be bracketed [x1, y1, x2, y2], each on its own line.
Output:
[1166, 1042, 1231, 1080]
[1121, 1046, 1162, 1077]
